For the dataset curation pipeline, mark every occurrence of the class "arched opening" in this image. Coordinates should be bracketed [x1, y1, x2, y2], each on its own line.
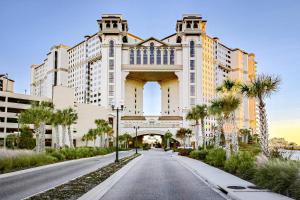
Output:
[143, 82, 161, 115]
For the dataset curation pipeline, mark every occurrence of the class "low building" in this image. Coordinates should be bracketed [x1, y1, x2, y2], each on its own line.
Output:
[0, 91, 52, 147]
[0, 74, 14, 93]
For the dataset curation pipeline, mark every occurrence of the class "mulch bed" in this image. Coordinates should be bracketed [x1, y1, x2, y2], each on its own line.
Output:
[27, 154, 140, 200]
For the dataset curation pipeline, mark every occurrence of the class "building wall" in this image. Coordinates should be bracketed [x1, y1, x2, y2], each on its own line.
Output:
[0, 76, 14, 92]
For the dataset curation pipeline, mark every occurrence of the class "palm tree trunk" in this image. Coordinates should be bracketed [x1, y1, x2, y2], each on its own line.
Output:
[231, 114, 239, 155]
[215, 118, 223, 148]
[55, 126, 60, 149]
[195, 121, 199, 149]
[258, 98, 269, 157]
[40, 123, 46, 153]
[201, 119, 206, 150]
[68, 126, 73, 148]
[34, 127, 40, 153]
[62, 126, 66, 147]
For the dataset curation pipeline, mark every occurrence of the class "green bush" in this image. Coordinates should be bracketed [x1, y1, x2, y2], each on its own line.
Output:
[177, 148, 193, 156]
[254, 159, 300, 198]
[289, 173, 300, 200]
[19, 127, 35, 149]
[205, 148, 226, 167]
[59, 148, 77, 160]
[225, 151, 256, 180]
[189, 150, 208, 160]
[50, 151, 66, 161]
[0, 157, 12, 173]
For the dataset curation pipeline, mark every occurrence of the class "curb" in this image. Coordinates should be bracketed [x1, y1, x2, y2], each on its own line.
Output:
[78, 154, 143, 200]
[0, 150, 132, 179]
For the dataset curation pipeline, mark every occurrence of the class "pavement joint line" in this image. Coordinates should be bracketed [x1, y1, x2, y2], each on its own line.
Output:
[78, 153, 143, 200]
[0, 150, 133, 179]
[173, 154, 231, 200]
[21, 151, 135, 200]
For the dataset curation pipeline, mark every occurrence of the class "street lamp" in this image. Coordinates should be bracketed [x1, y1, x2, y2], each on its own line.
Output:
[111, 104, 124, 163]
[133, 125, 139, 154]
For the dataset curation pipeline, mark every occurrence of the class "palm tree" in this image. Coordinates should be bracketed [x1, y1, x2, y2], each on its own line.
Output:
[122, 133, 132, 149]
[241, 74, 280, 157]
[61, 108, 78, 148]
[164, 131, 173, 148]
[19, 101, 53, 153]
[217, 79, 241, 155]
[81, 134, 88, 146]
[86, 129, 97, 147]
[209, 99, 225, 148]
[186, 104, 208, 149]
[218, 95, 241, 159]
[51, 110, 63, 149]
[176, 128, 188, 148]
[95, 119, 111, 147]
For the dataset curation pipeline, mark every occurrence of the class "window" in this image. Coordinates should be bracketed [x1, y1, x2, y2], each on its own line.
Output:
[109, 40, 114, 57]
[143, 49, 148, 64]
[150, 42, 154, 64]
[130, 49, 134, 64]
[190, 72, 195, 83]
[190, 41, 195, 57]
[190, 85, 195, 96]
[170, 48, 174, 65]
[190, 60, 195, 70]
[109, 72, 114, 83]
[156, 48, 161, 64]
[136, 49, 141, 64]
[109, 59, 114, 70]
[176, 36, 181, 43]
[163, 48, 168, 64]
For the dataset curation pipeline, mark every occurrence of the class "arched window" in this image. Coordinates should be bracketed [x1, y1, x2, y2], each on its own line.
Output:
[109, 40, 114, 57]
[122, 36, 128, 43]
[130, 49, 134, 64]
[170, 48, 174, 65]
[150, 42, 154, 64]
[113, 21, 118, 28]
[163, 48, 168, 65]
[190, 41, 195, 57]
[176, 36, 182, 43]
[136, 49, 141, 64]
[143, 48, 148, 64]
[193, 22, 198, 29]
[187, 21, 191, 29]
[156, 48, 161, 65]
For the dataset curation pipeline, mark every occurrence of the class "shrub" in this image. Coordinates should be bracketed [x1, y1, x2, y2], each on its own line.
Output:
[60, 148, 77, 160]
[189, 150, 208, 160]
[0, 157, 12, 173]
[75, 147, 92, 158]
[225, 151, 256, 180]
[254, 159, 300, 197]
[50, 151, 66, 161]
[289, 172, 300, 200]
[177, 148, 193, 156]
[224, 154, 239, 173]
[19, 127, 35, 149]
[205, 148, 226, 167]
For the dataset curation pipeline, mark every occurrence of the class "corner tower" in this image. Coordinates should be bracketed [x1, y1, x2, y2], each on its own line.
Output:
[97, 14, 129, 107]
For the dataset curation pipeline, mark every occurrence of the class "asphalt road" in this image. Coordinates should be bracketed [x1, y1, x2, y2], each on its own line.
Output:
[100, 150, 225, 200]
[0, 151, 134, 200]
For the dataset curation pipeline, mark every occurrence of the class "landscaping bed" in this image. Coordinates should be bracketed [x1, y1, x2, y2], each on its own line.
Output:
[181, 147, 300, 199]
[26, 153, 140, 200]
[0, 147, 114, 174]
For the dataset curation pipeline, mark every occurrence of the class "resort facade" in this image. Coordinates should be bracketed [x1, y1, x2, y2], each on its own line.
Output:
[28, 14, 256, 146]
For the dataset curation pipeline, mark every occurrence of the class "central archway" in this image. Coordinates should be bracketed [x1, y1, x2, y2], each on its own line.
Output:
[143, 82, 161, 115]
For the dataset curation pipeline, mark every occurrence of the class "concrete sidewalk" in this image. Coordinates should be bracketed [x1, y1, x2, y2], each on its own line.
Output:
[175, 155, 293, 200]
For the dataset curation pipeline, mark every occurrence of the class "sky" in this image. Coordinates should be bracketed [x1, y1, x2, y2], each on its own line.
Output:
[0, 0, 299, 144]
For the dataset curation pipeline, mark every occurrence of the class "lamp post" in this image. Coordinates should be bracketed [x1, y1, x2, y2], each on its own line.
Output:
[133, 125, 139, 154]
[111, 104, 123, 163]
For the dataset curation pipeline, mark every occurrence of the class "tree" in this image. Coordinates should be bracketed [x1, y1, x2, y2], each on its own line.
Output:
[18, 126, 35, 149]
[241, 74, 280, 157]
[186, 104, 208, 149]
[217, 79, 241, 156]
[19, 101, 53, 153]
[61, 108, 78, 148]
[120, 133, 132, 149]
[209, 100, 225, 148]
[95, 119, 111, 147]
[218, 95, 241, 159]
[164, 131, 173, 148]
[239, 129, 251, 143]
[85, 129, 97, 147]
[176, 128, 188, 148]
[51, 109, 63, 149]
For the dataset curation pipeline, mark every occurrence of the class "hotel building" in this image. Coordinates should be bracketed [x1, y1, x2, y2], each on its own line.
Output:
[30, 14, 257, 145]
